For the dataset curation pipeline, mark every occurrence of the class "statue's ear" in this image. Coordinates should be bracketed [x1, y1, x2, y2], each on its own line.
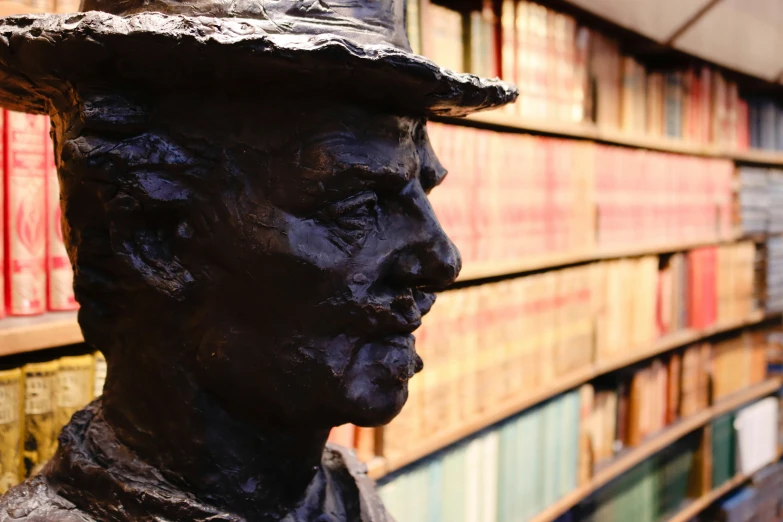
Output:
[103, 184, 197, 301]
[61, 130, 200, 301]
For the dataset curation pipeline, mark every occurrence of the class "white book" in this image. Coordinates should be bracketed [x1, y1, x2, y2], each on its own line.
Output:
[734, 397, 778, 476]
[464, 438, 483, 522]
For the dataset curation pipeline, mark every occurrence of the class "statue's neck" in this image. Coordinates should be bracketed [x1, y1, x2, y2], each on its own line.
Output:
[100, 360, 330, 520]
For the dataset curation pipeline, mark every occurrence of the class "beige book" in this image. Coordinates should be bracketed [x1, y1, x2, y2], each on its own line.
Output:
[55, 355, 95, 435]
[22, 360, 59, 478]
[93, 351, 107, 398]
[0, 368, 23, 493]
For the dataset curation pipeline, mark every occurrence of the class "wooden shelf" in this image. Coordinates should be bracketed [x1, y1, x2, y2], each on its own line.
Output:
[666, 473, 749, 522]
[442, 111, 783, 167]
[530, 378, 782, 522]
[0, 312, 82, 357]
[369, 310, 778, 479]
[457, 236, 748, 282]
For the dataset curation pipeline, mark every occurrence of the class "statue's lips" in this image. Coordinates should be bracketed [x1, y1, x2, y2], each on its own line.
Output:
[374, 333, 422, 382]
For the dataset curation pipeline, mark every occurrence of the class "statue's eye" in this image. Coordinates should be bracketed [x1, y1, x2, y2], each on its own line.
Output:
[320, 191, 378, 252]
[327, 192, 378, 222]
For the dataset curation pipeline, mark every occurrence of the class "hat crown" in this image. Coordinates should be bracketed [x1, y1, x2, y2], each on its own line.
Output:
[80, 0, 411, 49]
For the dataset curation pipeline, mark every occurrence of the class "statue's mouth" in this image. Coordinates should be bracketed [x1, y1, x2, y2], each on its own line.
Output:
[375, 333, 422, 382]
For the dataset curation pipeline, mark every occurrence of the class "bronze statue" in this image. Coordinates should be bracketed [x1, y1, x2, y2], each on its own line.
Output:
[0, 1, 516, 520]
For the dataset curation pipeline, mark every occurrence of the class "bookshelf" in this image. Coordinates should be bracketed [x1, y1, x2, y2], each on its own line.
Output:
[370, 309, 776, 479]
[530, 378, 782, 522]
[457, 234, 754, 282]
[0, 312, 81, 357]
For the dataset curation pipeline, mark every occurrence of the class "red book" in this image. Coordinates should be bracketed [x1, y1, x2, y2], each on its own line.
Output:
[46, 130, 77, 311]
[0, 112, 3, 319]
[4, 111, 47, 316]
[687, 249, 703, 329]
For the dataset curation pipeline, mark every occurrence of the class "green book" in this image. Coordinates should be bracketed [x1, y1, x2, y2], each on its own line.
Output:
[441, 444, 466, 522]
[529, 405, 544, 515]
[517, 411, 534, 521]
[481, 431, 499, 522]
[497, 421, 515, 522]
[542, 398, 562, 508]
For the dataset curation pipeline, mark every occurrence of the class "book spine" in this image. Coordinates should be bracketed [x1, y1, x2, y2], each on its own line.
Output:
[406, 0, 422, 55]
[93, 351, 107, 398]
[0, 108, 3, 320]
[54, 355, 95, 435]
[0, 368, 23, 494]
[5, 111, 47, 316]
[22, 360, 59, 478]
[46, 128, 77, 311]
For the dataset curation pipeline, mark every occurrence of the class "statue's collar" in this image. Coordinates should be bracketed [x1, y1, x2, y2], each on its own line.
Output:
[44, 400, 386, 522]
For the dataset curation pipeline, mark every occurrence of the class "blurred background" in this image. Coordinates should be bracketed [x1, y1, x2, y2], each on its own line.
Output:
[3, 0, 783, 520]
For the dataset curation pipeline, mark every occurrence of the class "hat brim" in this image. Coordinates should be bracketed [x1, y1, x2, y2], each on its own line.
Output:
[0, 11, 518, 117]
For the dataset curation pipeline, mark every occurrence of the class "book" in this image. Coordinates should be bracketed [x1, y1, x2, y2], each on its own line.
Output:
[21, 360, 59, 478]
[54, 354, 94, 435]
[46, 135, 77, 311]
[4, 111, 47, 316]
[93, 350, 107, 398]
[0, 368, 23, 494]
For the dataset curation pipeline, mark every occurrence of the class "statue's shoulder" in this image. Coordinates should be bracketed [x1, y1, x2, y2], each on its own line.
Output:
[322, 444, 395, 522]
[0, 476, 96, 522]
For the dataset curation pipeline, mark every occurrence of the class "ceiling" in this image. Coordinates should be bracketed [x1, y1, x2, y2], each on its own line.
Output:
[565, 0, 783, 82]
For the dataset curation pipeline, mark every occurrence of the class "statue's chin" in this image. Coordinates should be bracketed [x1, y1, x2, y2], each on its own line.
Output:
[341, 379, 410, 428]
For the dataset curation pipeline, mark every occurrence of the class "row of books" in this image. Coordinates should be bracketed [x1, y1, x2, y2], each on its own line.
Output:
[702, 461, 783, 522]
[580, 433, 700, 522]
[427, 123, 734, 269]
[734, 166, 783, 235]
[381, 244, 758, 462]
[1, 111, 77, 318]
[586, 330, 768, 475]
[572, 396, 779, 521]
[0, 351, 106, 493]
[377, 384, 780, 522]
[377, 389, 581, 522]
[411, 0, 776, 152]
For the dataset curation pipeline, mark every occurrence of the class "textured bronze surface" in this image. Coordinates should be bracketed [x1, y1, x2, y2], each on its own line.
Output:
[0, 1, 517, 520]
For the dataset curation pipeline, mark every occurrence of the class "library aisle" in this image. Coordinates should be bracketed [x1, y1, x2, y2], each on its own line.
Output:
[3, 0, 783, 521]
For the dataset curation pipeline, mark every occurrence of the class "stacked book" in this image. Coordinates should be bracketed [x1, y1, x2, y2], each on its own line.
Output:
[1, 110, 78, 319]
[0, 351, 106, 493]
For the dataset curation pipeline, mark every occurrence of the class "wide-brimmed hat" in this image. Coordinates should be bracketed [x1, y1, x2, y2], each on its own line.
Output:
[0, 0, 517, 116]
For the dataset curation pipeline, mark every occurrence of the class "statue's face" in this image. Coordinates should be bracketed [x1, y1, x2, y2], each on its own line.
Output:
[185, 101, 461, 429]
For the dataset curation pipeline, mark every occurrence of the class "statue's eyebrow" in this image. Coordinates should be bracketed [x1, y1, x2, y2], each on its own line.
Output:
[328, 162, 413, 194]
